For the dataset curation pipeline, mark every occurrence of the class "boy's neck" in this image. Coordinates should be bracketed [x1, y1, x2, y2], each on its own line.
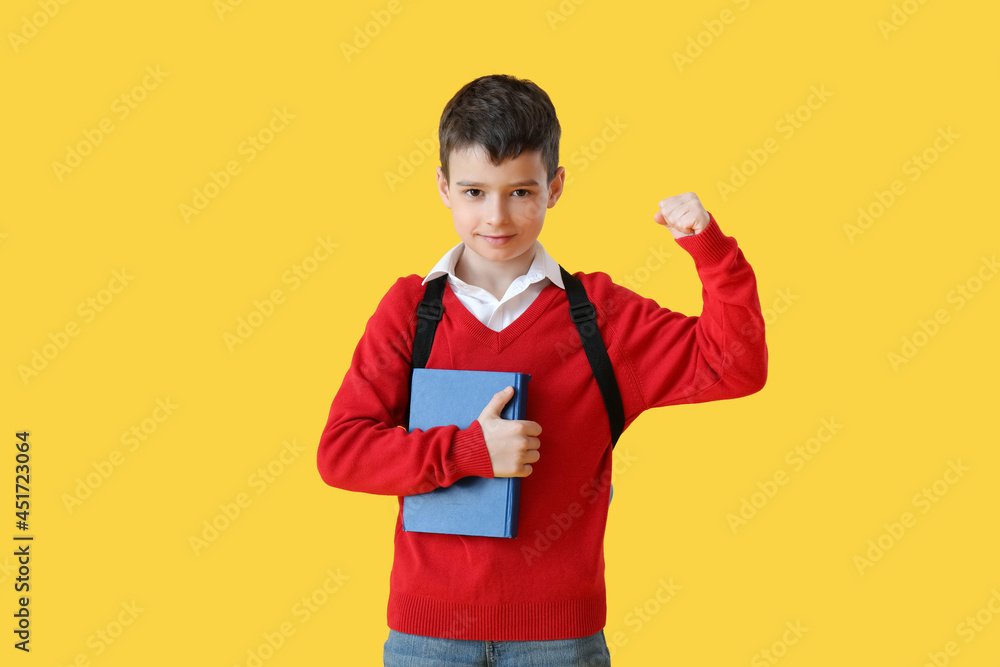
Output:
[455, 244, 537, 301]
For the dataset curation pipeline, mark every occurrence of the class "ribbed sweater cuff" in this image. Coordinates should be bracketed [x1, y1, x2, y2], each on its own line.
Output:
[447, 420, 495, 480]
[674, 213, 735, 265]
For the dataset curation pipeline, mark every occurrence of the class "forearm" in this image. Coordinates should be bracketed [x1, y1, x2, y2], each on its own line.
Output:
[317, 406, 494, 496]
[616, 213, 768, 410]
[668, 213, 768, 401]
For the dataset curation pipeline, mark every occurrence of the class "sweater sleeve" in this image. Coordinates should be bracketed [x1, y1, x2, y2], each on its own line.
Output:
[603, 212, 768, 413]
[316, 276, 496, 496]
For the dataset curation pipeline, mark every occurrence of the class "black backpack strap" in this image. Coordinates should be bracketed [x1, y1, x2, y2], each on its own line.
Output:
[412, 274, 448, 369]
[559, 265, 626, 448]
[404, 274, 448, 427]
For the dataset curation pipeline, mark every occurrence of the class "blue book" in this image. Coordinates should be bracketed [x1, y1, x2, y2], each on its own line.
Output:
[403, 368, 530, 538]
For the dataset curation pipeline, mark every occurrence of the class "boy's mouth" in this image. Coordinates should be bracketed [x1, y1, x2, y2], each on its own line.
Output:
[480, 234, 514, 246]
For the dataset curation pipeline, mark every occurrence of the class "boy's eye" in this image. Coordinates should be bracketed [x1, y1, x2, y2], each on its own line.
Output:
[461, 188, 532, 198]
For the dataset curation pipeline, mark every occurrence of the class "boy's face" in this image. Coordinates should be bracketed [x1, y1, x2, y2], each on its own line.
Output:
[435, 145, 564, 269]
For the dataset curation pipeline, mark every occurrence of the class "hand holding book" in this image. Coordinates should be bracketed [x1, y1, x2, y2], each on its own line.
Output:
[477, 386, 542, 478]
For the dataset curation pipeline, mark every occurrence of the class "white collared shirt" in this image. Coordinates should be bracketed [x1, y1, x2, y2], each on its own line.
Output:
[421, 240, 566, 332]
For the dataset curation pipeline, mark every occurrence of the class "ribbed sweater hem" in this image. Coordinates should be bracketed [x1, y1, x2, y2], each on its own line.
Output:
[387, 590, 606, 641]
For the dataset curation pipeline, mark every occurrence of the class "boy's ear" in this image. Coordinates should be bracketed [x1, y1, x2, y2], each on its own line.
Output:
[546, 166, 566, 208]
[435, 167, 452, 209]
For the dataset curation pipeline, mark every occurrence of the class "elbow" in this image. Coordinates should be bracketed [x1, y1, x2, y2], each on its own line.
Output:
[745, 366, 768, 396]
[316, 452, 338, 489]
[722, 339, 768, 398]
[316, 424, 348, 489]
[739, 343, 769, 396]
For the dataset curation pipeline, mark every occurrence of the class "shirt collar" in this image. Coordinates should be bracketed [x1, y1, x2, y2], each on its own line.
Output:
[422, 240, 565, 290]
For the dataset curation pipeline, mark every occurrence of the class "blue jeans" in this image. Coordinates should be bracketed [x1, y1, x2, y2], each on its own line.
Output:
[383, 629, 612, 666]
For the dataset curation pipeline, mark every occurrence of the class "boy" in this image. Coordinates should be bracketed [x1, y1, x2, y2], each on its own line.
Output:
[317, 74, 768, 666]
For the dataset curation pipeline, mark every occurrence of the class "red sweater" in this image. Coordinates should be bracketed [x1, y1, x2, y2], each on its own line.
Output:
[316, 215, 768, 640]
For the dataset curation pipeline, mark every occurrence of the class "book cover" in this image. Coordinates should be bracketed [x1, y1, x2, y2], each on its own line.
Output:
[403, 368, 530, 538]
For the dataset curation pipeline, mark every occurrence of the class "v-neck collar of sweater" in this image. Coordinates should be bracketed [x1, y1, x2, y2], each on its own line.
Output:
[442, 278, 563, 353]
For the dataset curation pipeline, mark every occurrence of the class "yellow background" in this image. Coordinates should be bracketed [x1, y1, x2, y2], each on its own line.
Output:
[3, 0, 998, 664]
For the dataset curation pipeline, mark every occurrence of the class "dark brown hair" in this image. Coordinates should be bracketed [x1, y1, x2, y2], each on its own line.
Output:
[438, 74, 561, 185]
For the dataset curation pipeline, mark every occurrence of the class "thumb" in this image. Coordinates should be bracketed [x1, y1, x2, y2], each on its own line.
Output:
[479, 386, 513, 420]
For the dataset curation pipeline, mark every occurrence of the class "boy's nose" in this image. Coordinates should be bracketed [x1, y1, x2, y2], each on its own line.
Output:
[483, 199, 509, 225]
